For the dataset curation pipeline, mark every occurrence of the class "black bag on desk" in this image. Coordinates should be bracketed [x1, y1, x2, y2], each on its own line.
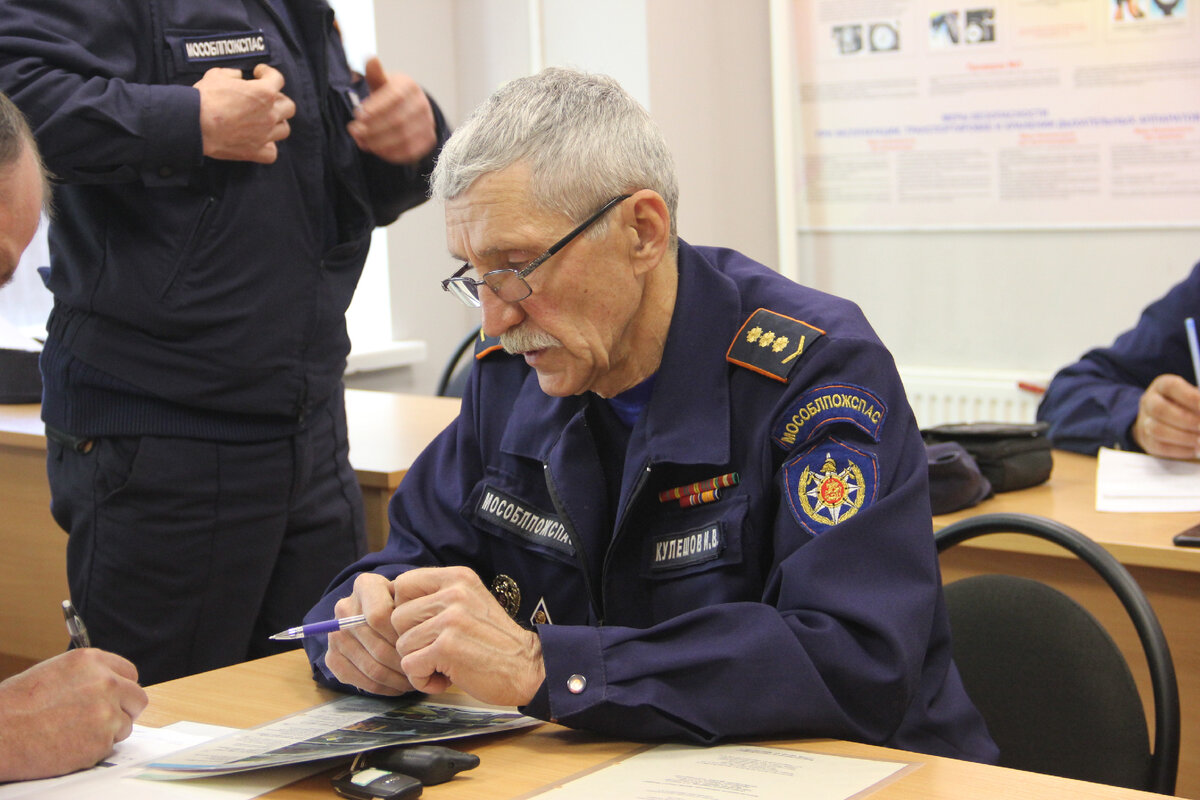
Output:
[926, 441, 993, 514]
[922, 421, 1052, 493]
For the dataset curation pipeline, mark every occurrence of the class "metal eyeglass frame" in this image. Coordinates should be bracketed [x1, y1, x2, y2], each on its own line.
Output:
[441, 194, 631, 308]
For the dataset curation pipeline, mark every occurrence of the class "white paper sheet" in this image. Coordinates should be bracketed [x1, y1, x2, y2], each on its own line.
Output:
[1096, 447, 1200, 512]
[0, 722, 321, 800]
[525, 743, 912, 800]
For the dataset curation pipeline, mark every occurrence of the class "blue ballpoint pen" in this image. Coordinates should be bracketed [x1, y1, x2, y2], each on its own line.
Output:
[269, 614, 368, 641]
[1185, 317, 1200, 387]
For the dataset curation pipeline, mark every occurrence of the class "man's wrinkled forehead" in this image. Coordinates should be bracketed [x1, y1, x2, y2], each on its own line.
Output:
[444, 165, 547, 259]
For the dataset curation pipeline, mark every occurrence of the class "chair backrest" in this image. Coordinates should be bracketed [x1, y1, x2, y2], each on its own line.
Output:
[436, 326, 482, 398]
[935, 512, 1180, 795]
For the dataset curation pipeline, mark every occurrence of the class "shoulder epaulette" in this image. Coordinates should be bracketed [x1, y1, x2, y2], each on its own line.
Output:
[727, 308, 825, 383]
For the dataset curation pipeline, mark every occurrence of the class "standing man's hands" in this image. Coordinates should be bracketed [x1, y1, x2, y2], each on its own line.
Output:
[1132, 374, 1200, 459]
[346, 57, 437, 165]
[0, 648, 148, 781]
[196, 63, 296, 164]
[324, 567, 545, 707]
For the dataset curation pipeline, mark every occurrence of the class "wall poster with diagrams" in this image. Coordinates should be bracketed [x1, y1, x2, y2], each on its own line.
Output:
[788, 0, 1200, 229]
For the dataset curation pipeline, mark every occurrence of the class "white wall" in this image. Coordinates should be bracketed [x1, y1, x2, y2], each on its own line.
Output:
[359, 1, 1200, 397]
[355, 0, 779, 395]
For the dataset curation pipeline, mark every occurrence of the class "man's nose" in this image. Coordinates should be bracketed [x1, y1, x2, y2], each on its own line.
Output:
[479, 287, 525, 339]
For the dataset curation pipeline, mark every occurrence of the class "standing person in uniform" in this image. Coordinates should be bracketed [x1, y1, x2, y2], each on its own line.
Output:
[302, 68, 997, 762]
[0, 0, 450, 685]
[0, 88, 148, 783]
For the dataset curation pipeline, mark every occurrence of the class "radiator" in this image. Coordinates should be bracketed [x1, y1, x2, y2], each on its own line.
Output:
[897, 367, 1050, 430]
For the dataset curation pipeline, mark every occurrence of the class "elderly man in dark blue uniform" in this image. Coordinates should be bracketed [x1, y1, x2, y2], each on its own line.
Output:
[1039, 262, 1200, 459]
[303, 68, 996, 762]
[0, 0, 450, 685]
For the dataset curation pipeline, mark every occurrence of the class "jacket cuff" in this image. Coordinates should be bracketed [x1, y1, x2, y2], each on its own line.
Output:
[524, 624, 605, 724]
[139, 85, 203, 186]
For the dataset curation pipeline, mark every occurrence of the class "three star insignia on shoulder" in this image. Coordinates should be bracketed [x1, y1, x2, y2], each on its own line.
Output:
[727, 308, 825, 383]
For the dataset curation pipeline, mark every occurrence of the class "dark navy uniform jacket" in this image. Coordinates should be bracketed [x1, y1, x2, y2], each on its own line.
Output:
[305, 242, 998, 763]
[0, 0, 449, 429]
[1038, 261, 1200, 454]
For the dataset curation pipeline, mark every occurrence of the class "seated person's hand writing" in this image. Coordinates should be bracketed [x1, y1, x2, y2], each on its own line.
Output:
[1132, 374, 1200, 459]
[0, 648, 148, 781]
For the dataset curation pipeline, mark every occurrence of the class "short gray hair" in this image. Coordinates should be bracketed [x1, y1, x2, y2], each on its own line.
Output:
[431, 67, 678, 241]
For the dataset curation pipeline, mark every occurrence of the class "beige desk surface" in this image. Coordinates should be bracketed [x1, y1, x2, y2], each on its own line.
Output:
[0, 390, 462, 487]
[0, 401, 41, 444]
[343, 389, 461, 491]
[139, 649, 1169, 800]
[933, 449, 1200, 571]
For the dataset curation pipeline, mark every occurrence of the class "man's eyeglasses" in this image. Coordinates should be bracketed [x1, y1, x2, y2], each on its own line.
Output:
[441, 194, 631, 308]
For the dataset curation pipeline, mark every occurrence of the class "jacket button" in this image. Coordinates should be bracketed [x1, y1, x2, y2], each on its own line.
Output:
[567, 674, 587, 694]
[157, 165, 174, 178]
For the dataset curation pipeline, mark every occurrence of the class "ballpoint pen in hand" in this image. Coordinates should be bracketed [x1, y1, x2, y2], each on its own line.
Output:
[269, 614, 368, 641]
[62, 599, 90, 648]
[1185, 317, 1200, 386]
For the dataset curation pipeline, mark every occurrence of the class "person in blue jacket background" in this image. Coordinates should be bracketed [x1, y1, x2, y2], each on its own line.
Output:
[304, 67, 997, 762]
[1038, 262, 1200, 459]
[0, 0, 450, 685]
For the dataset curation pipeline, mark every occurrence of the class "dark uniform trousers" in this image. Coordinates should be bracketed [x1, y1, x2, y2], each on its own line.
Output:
[46, 391, 366, 685]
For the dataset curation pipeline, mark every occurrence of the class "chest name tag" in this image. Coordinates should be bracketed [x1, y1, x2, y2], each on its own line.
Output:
[476, 487, 575, 557]
[650, 524, 724, 571]
[181, 30, 270, 64]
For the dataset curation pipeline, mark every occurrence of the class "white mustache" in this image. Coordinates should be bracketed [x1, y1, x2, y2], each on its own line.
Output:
[501, 327, 562, 354]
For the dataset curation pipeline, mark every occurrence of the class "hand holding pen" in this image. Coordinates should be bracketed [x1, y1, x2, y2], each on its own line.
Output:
[1129, 317, 1200, 460]
[0, 602, 149, 782]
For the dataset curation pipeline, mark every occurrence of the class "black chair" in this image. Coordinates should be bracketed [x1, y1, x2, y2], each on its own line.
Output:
[436, 325, 482, 398]
[936, 512, 1179, 795]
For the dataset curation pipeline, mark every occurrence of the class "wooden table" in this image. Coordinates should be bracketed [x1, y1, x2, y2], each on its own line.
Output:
[0, 390, 459, 664]
[138, 649, 1172, 799]
[934, 450, 1200, 799]
[343, 390, 461, 551]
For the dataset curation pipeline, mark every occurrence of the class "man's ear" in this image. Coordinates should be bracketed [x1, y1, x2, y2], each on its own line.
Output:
[625, 190, 670, 275]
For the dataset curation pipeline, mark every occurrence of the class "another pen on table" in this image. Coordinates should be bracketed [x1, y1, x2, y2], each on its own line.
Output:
[62, 599, 90, 648]
[1186, 317, 1200, 387]
[270, 614, 368, 641]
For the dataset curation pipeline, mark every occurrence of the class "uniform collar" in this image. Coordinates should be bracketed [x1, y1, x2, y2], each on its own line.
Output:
[501, 240, 737, 468]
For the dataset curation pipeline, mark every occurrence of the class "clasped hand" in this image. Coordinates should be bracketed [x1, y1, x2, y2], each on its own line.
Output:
[324, 567, 545, 707]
